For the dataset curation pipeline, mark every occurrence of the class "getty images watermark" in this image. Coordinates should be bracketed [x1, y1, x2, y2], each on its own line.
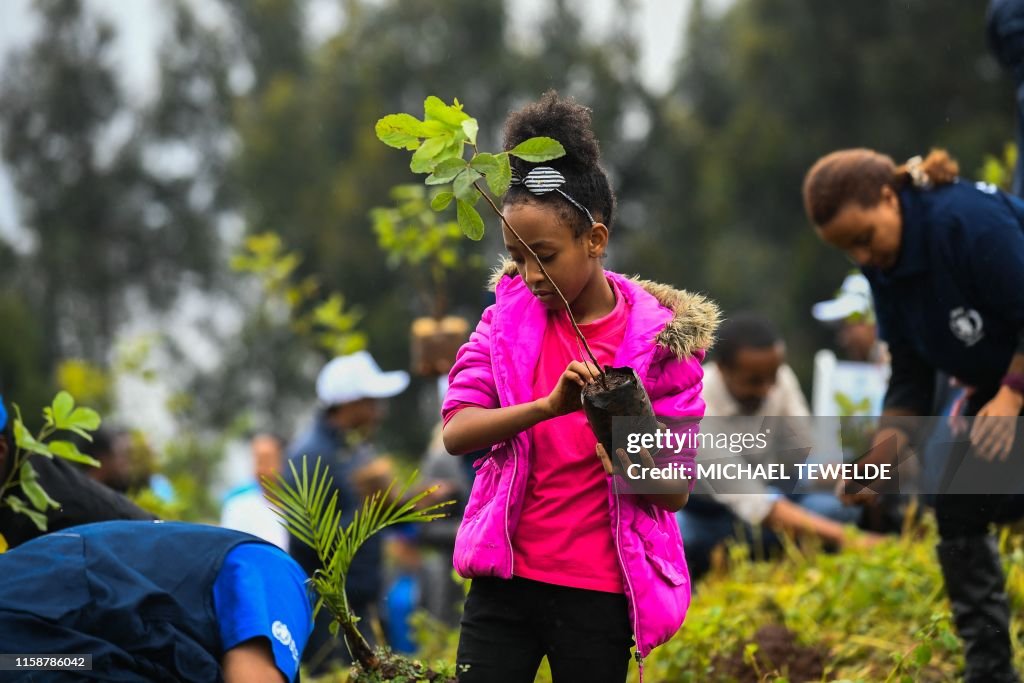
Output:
[607, 416, 1024, 496]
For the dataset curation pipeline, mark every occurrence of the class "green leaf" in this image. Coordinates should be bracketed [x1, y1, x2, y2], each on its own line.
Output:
[508, 136, 566, 162]
[487, 153, 512, 196]
[456, 200, 485, 240]
[414, 120, 448, 138]
[19, 462, 59, 512]
[425, 157, 466, 185]
[14, 419, 52, 458]
[5, 495, 48, 531]
[453, 169, 483, 202]
[913, 643, 932, 667]
[52, 391, 74, 426]
[410, 136, 449, 174]
[67, 407, 101, 432]
[430, 191, 454, 212]
[423, 96, 469, 129]
[50, 440, 101, 467]
[461, 118, 479, 145]
[470, 153, 500, 176]
[375, 113, 423, 150]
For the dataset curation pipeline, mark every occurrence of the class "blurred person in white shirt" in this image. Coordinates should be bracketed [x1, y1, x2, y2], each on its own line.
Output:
[220, 433, 288, 549]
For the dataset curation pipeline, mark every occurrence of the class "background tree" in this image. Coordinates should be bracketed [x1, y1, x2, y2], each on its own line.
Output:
[0, 0, 234, 420]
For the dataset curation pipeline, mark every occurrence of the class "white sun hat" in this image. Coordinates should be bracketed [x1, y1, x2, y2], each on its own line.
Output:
[315, 351, 410, 406]
[812, 273, 875, 323]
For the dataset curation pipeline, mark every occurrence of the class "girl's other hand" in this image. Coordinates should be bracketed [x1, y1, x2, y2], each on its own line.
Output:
[539, 361, 600, 418]
[971, 386, 1024, 462]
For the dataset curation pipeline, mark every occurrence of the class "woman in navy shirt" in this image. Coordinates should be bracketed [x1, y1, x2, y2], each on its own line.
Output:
[804, 148, 1024, 683]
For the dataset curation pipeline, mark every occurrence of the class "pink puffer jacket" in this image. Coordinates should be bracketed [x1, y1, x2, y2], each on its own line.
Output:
[442, 261, 719, 660]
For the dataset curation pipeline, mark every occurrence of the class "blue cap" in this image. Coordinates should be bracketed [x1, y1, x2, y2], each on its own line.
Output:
[0, 396, 7, 431]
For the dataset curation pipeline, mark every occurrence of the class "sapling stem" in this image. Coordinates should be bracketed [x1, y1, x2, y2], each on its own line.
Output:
[473, 182, 606, 382]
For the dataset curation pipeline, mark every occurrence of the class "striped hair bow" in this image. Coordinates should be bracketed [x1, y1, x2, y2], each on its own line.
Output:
[510, 166, 596, 225]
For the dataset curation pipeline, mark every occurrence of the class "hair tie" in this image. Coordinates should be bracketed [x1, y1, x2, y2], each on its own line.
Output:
[904, 155, 932, 189]
[510, 167, 596, 225]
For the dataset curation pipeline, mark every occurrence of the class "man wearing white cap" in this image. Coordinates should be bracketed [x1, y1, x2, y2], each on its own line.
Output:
[811, 272, 890, 418]
[284, 350, 409, 674]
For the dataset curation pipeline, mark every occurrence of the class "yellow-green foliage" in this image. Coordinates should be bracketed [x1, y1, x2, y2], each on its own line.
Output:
[311, 519, 1024, 683]
[649, 523, 1024, 682]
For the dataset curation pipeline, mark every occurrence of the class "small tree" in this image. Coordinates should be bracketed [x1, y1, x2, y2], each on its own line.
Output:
[376, 97, 665, 463]
[263, 457, 458, 681]
[375, 96, 604, 374]
[370, 184, 480, 376]
[231, 231, 367, 357]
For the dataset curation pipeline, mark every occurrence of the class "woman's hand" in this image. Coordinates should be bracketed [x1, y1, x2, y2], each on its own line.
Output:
[971, 386, 1024, 461]
[834, 427, 905, 506]
[538, 361, 600, 418]
[834, 477, 881, 507]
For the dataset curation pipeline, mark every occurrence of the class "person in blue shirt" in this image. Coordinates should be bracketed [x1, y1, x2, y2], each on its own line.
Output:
[0, 520, 313, 682]
[803, 148, 1024, 683]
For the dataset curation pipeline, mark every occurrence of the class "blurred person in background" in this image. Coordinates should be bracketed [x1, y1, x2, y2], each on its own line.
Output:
[221, 433, 288, 549]
[812, 272, 929, 535]
[0, 393, 155, 551]
[80, 427, 135, 494]
[414, 421, 471, 626]
[811, 273, 908, 534]
[988, 0, 1024, 197]
[679, 313, 867, 579]
[805, 148, 1024, 682]
[379, 423, 469, 652]
[811, 272, 890, 418]
[702, 312, 810, 418]
[285, 350, 409, 674]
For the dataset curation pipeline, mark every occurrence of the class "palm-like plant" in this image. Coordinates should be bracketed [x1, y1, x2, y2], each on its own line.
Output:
[263, 456, 454, 675]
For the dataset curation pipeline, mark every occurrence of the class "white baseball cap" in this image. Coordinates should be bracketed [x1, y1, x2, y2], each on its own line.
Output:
[812, 273, 874, 322]
[315, 351, 410, 406]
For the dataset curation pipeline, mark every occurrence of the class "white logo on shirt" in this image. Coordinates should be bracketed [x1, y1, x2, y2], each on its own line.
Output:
[949, 307, 985, 347]
[975, 181, 999, 194]
[272, 620, 300, 664]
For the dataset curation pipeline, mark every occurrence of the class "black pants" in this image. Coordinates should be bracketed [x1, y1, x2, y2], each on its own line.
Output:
[456, 576, 634, 683]
[936, 493, 1024, 539]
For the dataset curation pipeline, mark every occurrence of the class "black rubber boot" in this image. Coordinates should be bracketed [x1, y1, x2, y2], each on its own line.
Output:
[936, 535, 1021, 683]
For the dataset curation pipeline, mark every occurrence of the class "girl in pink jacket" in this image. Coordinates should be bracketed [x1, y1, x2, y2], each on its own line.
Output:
[442, 91, 719, 683]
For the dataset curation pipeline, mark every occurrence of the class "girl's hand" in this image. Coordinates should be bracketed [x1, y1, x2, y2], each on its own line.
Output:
[595, 421, 667, 475]
[595, 442, 648, 476]
[539, 361, 600, 418]
[970, 386, 1024, 462]
[596, 441, 690, 510]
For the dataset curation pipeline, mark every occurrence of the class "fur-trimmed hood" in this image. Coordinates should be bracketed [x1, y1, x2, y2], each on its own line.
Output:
[487, 257, 720, 359]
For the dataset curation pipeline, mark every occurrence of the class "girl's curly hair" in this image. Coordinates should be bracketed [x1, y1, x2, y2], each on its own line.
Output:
[502, 90, 615, 236]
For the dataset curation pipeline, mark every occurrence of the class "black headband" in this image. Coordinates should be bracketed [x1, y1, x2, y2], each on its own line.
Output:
[510, 167, 596, 225]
